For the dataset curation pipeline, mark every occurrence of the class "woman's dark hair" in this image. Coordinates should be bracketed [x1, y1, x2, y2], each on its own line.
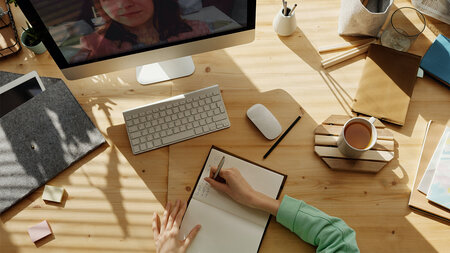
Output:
[94, 0, 192, 45]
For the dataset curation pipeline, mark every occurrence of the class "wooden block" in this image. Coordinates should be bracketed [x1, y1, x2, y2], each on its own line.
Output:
[42, 185, 64, 203]
[322, 115, 385, 128]
[322, 158, 387, 173]
[314, 135, 394, 151]
[314, 146, 394, 162]
[314, 124, 394, 140]
[28, 220, 52, 243]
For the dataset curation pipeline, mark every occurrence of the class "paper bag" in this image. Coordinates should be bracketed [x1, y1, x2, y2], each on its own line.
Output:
[338, 0, 393, 37]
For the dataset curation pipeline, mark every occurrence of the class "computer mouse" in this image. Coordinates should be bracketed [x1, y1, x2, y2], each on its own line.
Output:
[247, 104, 282, 140]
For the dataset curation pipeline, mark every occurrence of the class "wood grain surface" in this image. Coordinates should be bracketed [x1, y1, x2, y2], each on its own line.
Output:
[1, 0, 450, 253]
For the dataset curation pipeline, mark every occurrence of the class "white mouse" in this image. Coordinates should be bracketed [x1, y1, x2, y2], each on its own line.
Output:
[247, 104, 282, 140]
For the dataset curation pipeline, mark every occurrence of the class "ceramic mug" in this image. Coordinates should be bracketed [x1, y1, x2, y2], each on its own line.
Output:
[337, 117, 377, 157]
[273, 8, 297, 36]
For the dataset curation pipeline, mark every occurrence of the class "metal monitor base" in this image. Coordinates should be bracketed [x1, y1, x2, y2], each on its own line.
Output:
[136, 56, 195, 85]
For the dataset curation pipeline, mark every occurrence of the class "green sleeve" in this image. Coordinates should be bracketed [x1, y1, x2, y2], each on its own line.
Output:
[276, 195, 360, 253]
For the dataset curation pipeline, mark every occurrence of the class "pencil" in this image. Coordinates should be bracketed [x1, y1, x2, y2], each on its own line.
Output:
[263, 115, 302, 159]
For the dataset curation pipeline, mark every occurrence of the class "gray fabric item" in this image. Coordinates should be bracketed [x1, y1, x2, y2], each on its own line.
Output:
[0, 71, 105, 213]
[338, 0, 393, 37]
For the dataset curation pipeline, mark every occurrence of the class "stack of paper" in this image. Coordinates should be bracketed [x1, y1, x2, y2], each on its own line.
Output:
[419, 128, 450, 210]
[409, 121, 450, 220]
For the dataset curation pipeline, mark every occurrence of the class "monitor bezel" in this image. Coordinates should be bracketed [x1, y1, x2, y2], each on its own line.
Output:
[17, 0, 256, 79]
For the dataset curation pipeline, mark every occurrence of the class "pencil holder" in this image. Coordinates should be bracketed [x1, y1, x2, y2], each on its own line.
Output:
[273, 8, 297, 36]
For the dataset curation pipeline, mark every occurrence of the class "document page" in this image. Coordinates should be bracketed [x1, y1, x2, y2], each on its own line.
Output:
[192, 147, 285, 226]
[179, 199, 265, 253]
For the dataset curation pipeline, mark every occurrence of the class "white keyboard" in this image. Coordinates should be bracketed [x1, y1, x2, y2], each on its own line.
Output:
[123, 85, 230, 155]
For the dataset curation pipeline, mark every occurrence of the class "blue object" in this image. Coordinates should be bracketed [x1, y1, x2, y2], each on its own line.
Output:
[420, 34, 450, 87]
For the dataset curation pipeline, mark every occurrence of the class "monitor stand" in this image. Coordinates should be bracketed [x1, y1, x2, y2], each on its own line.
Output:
[136, 56, 195, 85]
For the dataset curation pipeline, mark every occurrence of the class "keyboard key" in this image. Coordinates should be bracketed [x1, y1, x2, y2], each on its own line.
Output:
[161, 131, 167, 137]
[132, 145, 140, 153]
[167, 108, 173, 115]
[212, 95, 220, 102]
[162, 129, 195, 144]
[203, 125, 209, 132]
[174, 127, 180, 133]
[139, 112, 145, 117]
[184, 110, 191, 117]
[195, 115, 201, 120]
[204, 105, 211, 111]
[145, 122, 152, 128]
[187, 123, 193, 129]
[188, 116, 194, 122]
[175, 120, 181, 126]
[169, 122, 175, 128]
[138, 124, 145, 130]
[171, 115, 178, 121]
[199, 100, 205, 106]
[208, 123, 216, 130]
[180, 105, 186, 111]
[133, 119, 140, 124]
[160, 111, 166, 117]
[130, 131, 141, 139]
[178, 112, 184, 118]
[146, 115, 152, 121]
[125, 115, 132, 121]
[200, 119, 206, 125]
[194, 127, 203, 135]
[193, 101, 199, 107]
[181, 118, 188, 124]
[198, 107, 204, 113]
[147, 141, 154, 149]
[154, 132, 160, 138]
[206, 117, 212, 124]
[147, 135, 154, 141]
[132, 139, 140, 145]
[186, 103, 192, 109]
[142, 129, 149, 135]
[149, 127, 155, 133]
[167, 129, 173, 135]
[180, 125, 186, 131]
[140, 117, 146, 123]
[140, 137, 146, 143]
[126, 120, 133, 127]
[173, 107, 179, 113]
[165, 116, 171, 122]
[207, 111, 214, 117]
[155, 125, 162, 132]
[162, 123, 168, 130]
[128, 126, 138, 132]
[154, 139, 162, 146]
[158, 118, 164, 124]
[132, 114, 138, 119]
[213, 108, 220, 115]
[193, 121, 200, 127]
[140, 143, 147, 150]
[213, 114, 226, 122]
[201, 112, 207, 119]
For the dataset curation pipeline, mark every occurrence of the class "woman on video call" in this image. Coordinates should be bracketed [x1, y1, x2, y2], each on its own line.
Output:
[71, 0, 210, 63]
[152, 167, 360, 253]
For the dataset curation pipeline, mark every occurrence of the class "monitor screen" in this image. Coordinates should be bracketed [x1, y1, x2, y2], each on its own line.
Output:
[0, 77, 43, 118]
[25, 0, 252, 67]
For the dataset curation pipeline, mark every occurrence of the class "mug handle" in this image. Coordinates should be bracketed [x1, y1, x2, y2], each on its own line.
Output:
[368, 117, 376, 124]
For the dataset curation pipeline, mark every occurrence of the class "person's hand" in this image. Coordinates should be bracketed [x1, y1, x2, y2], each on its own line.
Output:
[152, 200, 201, 253]
[204, 167, 281, 215]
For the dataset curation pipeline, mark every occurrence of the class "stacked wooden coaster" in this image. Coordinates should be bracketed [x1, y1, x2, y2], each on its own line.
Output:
[314, 115, 394, 173]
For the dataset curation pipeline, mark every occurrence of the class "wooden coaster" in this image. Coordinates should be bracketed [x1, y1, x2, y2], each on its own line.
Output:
[314, 115, 394, 173]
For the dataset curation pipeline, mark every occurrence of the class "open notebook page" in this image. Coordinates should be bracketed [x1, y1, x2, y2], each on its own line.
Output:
[178, 147, 285, 252]
[179, 199, 265, 253]
[194, 147, 284, 226]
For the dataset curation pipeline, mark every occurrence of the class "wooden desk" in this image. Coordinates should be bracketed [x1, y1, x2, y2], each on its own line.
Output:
[1, 1, 449, 252]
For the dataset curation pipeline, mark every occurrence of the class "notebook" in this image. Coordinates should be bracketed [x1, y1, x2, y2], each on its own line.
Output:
[420, 34, 450, 87]
[408, 121, 450, 221]
[352, 44, 421, 126]
[178, 146, 287, 253]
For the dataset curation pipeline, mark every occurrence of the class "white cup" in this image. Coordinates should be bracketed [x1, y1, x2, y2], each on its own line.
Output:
[337, 117, 377, 158]
[273, 8, 297, 36]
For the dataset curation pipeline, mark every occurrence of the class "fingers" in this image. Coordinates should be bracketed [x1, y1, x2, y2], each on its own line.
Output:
[166, 200, 180, 230]
[183, 225, 201, 249]
[174, 201, 187, 229]
[160, 201, 172, 234]
[152, 212, 160, 240]
[204, 177, 229, 194]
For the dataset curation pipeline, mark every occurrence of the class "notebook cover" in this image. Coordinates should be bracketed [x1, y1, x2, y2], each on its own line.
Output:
[0, 71, 106, 214]
[184, 146, 287, 253]
[352, 44, 421, 126]
[408, 121, 450, 221]
[420, 34, 450, 87]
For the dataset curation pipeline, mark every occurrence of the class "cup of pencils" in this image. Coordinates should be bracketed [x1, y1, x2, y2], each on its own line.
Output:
[273, 1, 297, 36]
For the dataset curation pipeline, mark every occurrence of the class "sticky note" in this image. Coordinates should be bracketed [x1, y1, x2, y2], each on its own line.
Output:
[42, 185, 64, 203]
[28, 220, 52, 243]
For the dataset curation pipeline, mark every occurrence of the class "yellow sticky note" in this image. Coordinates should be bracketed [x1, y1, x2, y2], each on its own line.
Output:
[42, 185, 64, 203]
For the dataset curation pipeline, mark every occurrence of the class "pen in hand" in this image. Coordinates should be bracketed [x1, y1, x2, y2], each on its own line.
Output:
[212, 156, 226, 183]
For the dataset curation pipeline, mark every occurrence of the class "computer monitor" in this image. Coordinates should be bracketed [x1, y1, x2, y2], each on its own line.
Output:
[17, 0, 255, 84]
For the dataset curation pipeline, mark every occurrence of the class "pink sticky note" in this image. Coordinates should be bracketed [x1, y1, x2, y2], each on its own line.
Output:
[28, 220, 52, 243]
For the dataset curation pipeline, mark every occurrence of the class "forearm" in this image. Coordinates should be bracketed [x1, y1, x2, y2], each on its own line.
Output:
[249, 190, 280, 216]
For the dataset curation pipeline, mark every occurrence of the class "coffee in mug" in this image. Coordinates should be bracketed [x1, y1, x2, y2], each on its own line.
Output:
[337, 117, 378, 157]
